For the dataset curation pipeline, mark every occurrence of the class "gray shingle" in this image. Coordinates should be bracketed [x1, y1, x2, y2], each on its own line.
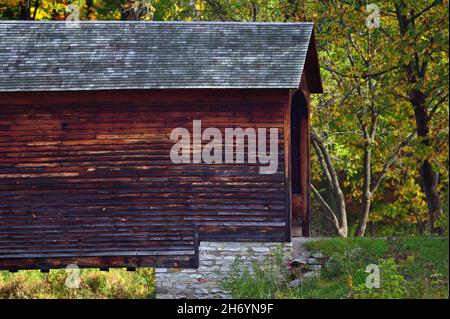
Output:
[0, 21, 314, 91]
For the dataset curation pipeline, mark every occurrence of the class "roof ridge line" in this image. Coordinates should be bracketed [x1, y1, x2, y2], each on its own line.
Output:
[0, 20, 314, 25]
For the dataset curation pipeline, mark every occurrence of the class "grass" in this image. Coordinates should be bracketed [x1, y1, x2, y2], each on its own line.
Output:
[0, 268, 155, 299]
[221, 236, 449, 299]
[1, 237, 447, 299]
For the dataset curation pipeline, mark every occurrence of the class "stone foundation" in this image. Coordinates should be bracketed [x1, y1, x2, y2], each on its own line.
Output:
[156, 241, 292, 299]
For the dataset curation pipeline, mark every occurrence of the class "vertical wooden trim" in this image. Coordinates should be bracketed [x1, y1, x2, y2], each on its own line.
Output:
[300, 88, 311, 237]
[299, 72, 312, 237]
[284, 90, 294, 241]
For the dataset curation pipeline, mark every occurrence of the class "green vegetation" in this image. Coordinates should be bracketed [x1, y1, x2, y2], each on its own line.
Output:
[0, 268, 155, 299]
[221, 237, 449, 299]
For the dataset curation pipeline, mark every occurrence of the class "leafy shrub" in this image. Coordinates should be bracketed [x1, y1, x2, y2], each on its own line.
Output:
[351, 258, 407, 299]
[222, 237, 448, 299]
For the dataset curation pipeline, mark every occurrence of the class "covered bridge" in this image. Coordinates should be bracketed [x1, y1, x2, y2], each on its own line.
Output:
[0, 21, 322, 273]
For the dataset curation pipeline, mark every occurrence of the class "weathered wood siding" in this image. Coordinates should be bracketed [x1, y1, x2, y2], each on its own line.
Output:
[0, 89, 290, 269]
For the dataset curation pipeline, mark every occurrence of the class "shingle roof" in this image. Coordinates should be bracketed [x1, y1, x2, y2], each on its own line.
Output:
[0, 21, 319, 92]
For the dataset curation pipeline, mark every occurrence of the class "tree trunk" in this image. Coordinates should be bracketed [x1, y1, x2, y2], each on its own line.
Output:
[410, 89, 443, 234]
[356, 196, 371, 237]
[355, 142, 372, 237]
[395, 2, 444, 235]
[86, 0, 96, 20]
[31, 0, 39, 20]
[311, 132, 348, 237]
[19, 0, 32, 20]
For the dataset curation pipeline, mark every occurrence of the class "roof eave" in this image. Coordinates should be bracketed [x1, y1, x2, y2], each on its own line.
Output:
[302, 30, 323, 94]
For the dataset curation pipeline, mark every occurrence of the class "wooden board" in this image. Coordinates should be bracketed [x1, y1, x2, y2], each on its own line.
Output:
[0, 89, 292, 270]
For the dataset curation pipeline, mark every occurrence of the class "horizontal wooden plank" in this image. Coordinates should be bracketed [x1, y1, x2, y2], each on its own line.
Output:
[0, 254, 198, 270]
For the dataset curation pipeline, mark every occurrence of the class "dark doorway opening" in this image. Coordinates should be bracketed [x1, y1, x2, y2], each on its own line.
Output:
[290, 91, 309, 237]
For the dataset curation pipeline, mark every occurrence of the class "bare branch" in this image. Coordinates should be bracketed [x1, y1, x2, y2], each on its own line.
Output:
[371, 130, 416, 194]
[322, 65, 347, 78]
[311, 184, 340, 228]
[361, 66, 400, 79]
[311, 131, 341, 193]
[428, 93, 449, 120]
[311, 135, 334, 191]
[408, 0, 443, 23]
